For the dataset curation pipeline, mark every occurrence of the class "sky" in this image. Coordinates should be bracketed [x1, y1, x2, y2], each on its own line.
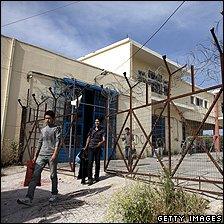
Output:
[1, 1, 223, 87]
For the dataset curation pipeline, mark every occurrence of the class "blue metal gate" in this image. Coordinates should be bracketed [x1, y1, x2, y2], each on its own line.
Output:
[58, 78, 117, 163]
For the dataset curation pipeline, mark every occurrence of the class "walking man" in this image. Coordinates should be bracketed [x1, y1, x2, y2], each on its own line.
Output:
[122, 127, 134, 164]
[84, 118, 105, 185]
[17, 110, 61, 205]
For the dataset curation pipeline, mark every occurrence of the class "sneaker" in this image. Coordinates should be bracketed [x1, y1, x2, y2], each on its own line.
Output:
[49, 194, 58, 203]
[17, 197, 32, 206]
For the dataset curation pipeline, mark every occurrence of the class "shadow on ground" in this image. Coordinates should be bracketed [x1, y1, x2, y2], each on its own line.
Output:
[1, 184, 112, 223]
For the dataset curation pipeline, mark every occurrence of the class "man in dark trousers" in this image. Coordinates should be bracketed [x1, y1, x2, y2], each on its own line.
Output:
[122, 127, 134, 161]
[155, 138, 164, 161]
[84, 118, 105, 185]
[17, 110, 61, 205]
[77, 148, 88, 184]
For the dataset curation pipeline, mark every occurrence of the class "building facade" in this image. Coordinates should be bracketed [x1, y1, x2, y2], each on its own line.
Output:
[79, 37, 223, 154]
[1, 35, 150, 164]
[1, 35, 222, 165]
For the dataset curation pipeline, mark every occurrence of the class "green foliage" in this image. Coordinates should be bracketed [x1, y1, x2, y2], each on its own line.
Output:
[1, 139, 20, 167]
[105, 176, 209, 223]
[203, 136, 213, 150]
[172, 149, 179, 155]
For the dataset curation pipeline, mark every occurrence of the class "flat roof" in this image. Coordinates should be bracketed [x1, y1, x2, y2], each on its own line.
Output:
[78, 37, 182, 69]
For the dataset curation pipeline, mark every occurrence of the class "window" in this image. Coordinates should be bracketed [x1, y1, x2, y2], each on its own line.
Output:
[196, 98, 199, 106]
[192, 96, 208, 108]
[191, 96, 194, 104]
[138, 70, 146, 77]
[196, 97, 203, 107]
[151, 72, 155, 80]
[148, 70, 154, 79]
[137, 70, 146, 82]
[137, 69, 168, 96]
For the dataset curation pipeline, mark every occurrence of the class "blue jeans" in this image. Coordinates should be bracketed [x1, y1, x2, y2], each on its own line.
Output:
[87, 147, 101, 180]
[125, 146, 131, 159]
[26, 155, 58, 200]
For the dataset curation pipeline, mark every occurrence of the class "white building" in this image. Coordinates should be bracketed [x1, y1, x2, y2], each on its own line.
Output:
[78, 37, 223, 153]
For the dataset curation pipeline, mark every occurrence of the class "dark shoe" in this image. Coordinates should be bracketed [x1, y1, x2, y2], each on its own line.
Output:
[81, 179, 86, 185]
[17, 197, 32, 206]
[49, 194, 58, 203]
[94, 177, 99, 182]
[87, 179, 93, 185]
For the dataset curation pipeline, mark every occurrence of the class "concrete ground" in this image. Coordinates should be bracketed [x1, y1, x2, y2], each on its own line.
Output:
[1, 163, 130, 223]
[1, 162, 223, 223]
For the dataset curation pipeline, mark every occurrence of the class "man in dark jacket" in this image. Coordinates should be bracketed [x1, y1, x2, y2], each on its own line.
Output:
[84, 118, 105, 185]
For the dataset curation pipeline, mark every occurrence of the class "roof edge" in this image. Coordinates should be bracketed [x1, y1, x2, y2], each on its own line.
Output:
[1, 34, 108, 72]
[78, 38, 131, 61]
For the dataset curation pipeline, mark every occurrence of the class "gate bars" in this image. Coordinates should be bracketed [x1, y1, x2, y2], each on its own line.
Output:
[18, 77, 89, 177]
[17, 27, 223, 195]
[104, 27, 223, 195]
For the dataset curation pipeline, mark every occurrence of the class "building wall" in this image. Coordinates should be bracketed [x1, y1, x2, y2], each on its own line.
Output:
[133, 95, 152, 157]
[173, 81, 216, 124]
[82, 38, 223, 155]
[132, 54, 218, 125]
[1, 36, 126, 163]
[2, 35, 221, 164]
[131, 50, 222, 154]
[1, 36, 105, 143]
[132, 57, 168, 79]
[1, 35, 152, 163]
[1, 36, 13, 142]
[79, 41, 131, 77]
[79, 38, 221, 130]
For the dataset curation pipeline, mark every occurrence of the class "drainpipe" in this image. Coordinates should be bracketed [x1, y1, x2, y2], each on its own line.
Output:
[1, 38, 16, 143]
[213, 93, 220, 152]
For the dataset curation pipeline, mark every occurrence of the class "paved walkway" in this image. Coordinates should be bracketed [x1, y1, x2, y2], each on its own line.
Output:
[1, 164, 130, 223]
[1, 164, 223, 223]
